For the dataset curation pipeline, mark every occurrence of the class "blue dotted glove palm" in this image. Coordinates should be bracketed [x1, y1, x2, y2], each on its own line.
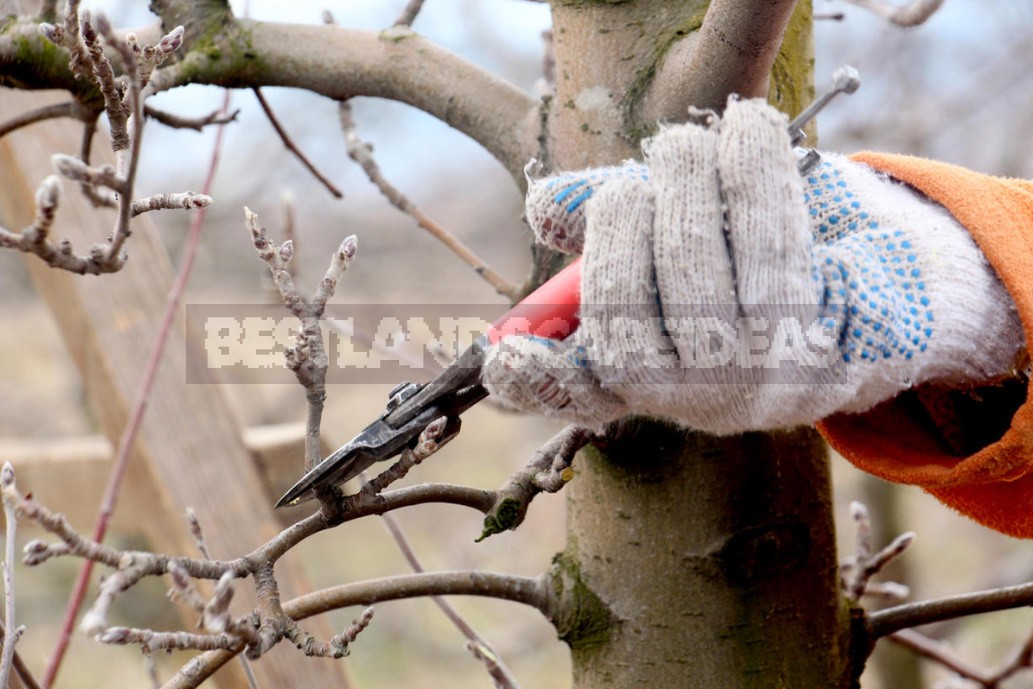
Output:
[483, 99, 1023, 433]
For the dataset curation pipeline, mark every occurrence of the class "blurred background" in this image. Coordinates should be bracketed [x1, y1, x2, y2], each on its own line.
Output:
[2, 1, 1033, 687]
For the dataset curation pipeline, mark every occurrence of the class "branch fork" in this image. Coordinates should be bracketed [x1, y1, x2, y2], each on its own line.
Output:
[0, 5, 202, 275]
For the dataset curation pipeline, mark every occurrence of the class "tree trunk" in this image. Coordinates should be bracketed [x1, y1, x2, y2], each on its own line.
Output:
[546, 2, 854, 686]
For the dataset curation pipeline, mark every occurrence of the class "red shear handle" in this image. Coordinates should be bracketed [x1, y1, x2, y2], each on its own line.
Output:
[488, 258, 582, 345]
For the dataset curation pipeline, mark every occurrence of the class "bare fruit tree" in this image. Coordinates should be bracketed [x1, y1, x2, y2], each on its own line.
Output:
[3, 1, 1033, 689]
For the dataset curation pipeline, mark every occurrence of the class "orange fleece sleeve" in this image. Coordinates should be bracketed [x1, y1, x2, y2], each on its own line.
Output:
[818, 152, 1033, 537]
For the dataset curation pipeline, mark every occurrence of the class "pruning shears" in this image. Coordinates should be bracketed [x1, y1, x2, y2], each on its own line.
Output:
[275, 67, 861, 508]
[275, 266, 581, 507]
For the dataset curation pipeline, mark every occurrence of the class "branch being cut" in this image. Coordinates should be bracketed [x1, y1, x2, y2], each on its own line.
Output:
[357, 417, 450, 496]
[842, 0, 945, 27]
[337, 483, 497, 521]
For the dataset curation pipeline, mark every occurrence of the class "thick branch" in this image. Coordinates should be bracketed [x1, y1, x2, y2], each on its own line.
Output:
[145, 21, 539, 182]
[2, 16, 539, 182]
[147, 0, 233, 49]
[641, 0, 802, 121]
[870, 581, 1033, 638]
[165, 571, 553, 689]
[290, 571, 553, 625]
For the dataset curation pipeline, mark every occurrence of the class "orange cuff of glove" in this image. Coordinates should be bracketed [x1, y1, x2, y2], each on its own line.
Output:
[818, 152, 1033, 538]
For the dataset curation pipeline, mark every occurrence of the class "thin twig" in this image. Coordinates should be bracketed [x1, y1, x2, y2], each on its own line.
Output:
[282, 607, 374, 658]
[41, 90, 234, 689]
[0, 465, 25, 689]
[375, 507, 521, 688]
[281, 191, 297, 273]
[77, 9, 128, 151]
[338, 100, 519, 300]
[79, 115, 97, 164]
[0, 101, 92, 139]
[986, 626, 1033, 686]
[889, 629, 993, 685]
[840, 501, 913, 603]
[358, 418, 450, 496]
[246, 208, 357, 472]
[99, 627, 244, 653]
[143, 652, 161, 689]
[252, 88, 342, 198]
[144, 104, 240, 131]
[130, 191, 212, 217]
[10, 645, 42, 689]
[186, 511, 261, 689]
[100, 16, 145, 265]
[841, 0, 945, 27]
[392, 0, 427, 27]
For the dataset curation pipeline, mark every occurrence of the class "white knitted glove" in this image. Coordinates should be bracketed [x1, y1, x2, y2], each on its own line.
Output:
[483, 98, 1025, 434]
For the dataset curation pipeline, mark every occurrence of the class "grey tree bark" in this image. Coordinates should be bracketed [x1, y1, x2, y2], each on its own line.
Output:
[544, 2, 853, 688]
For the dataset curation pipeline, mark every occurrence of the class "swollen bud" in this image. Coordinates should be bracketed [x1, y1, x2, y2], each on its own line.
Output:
[159, 25, 185, 54]
[0, 462, 14, 489]
[38, 22, 62, 44]
[35, 175, 62, 212]
[279, 239, 294, 264]
[52, 154, 89, 181]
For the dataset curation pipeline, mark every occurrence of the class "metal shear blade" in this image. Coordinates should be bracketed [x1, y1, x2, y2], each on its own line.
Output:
[275, 338, 489, 507]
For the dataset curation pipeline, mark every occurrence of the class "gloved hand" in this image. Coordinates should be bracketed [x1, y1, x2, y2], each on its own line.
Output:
[482, 98, 1024, 434]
